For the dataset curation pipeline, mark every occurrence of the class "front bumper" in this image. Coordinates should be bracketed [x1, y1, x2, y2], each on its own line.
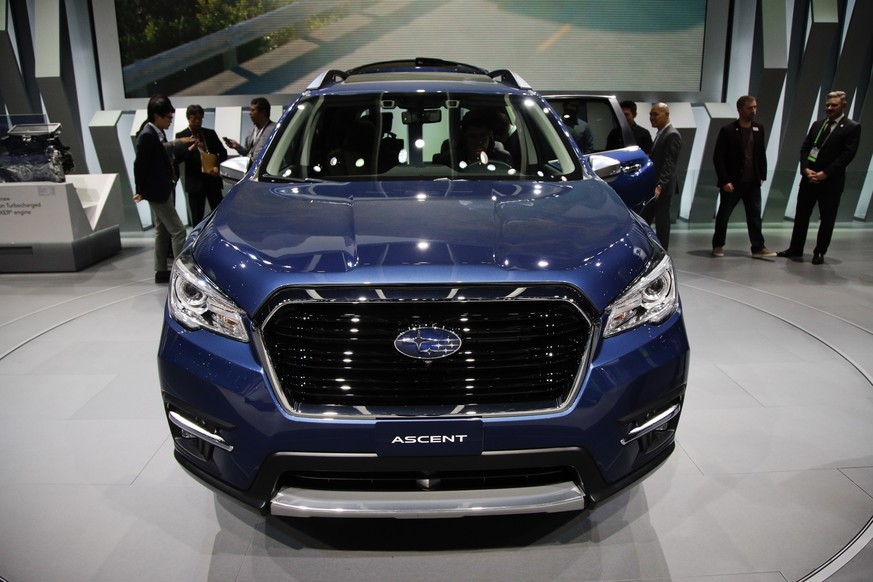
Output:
[159, 306, 689, 518]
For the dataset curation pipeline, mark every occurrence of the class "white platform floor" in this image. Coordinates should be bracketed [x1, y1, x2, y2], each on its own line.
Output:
[2, 224, 873, 582]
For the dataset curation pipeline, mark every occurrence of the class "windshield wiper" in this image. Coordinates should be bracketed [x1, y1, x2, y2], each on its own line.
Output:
[261, 175, 327, 183]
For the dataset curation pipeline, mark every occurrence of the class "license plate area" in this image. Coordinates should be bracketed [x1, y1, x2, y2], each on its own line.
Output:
[375, 419, 483, 456]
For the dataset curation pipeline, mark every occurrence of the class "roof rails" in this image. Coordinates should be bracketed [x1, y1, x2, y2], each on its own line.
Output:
[488, 69, 532, 90]
[306, 69, 348, 91]
[306, 58, 532, 91]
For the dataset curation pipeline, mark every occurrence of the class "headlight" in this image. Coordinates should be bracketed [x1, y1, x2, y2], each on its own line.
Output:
[168, 254, 249, 342]
[603, 247, 678, 337]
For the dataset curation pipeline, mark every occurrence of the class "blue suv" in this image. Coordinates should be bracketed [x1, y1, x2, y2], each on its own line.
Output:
[159, 58, 689, 518]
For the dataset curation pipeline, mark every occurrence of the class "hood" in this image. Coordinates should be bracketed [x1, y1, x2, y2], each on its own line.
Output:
[192, 179, 653, 314]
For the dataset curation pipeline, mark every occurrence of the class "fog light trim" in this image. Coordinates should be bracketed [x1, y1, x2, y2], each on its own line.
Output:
[620, 403, 681, 446]
[168, 411, 234, 452]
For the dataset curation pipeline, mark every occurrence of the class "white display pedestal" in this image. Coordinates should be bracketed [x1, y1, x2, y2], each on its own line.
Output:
[0, 174, 123, 272]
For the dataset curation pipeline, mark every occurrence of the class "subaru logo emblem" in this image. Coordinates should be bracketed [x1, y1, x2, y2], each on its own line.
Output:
[394, 327, 462, 360]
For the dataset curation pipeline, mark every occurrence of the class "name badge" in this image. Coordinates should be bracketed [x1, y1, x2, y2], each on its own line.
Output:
[807, 147, 820, 162]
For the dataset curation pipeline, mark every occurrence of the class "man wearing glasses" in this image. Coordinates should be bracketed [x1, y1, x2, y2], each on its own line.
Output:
[132, 94, 195, 283]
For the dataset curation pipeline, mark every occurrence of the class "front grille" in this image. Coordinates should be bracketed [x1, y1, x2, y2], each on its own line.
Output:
[258, 285, 594, 417]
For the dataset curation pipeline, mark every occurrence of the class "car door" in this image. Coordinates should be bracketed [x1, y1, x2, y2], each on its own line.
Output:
[545, 95, 655, 214]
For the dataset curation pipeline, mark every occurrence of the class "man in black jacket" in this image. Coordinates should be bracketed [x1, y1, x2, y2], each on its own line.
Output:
[176, 104, 227, 226]
[711, 96, 775, 257]
[778, 90, 862, 264]
[621, 100, 654, 154]
[133, 95, 194, 283]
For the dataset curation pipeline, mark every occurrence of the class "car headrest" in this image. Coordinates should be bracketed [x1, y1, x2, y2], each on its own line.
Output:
[381, 112, 393, 134]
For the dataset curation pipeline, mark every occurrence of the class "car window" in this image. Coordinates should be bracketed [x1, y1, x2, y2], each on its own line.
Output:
[586, 100, 624, 151]
[262, 93, 583, 182]
[547, 97, 625, 154]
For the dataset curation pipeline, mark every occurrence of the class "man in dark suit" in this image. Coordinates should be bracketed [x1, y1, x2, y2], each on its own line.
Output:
[711, 95, 775, 258]
[778, 90, 862, 264]
[133, 94, 195, 283]
[640, 102, 682, 250]
[176, 104, 228, 226]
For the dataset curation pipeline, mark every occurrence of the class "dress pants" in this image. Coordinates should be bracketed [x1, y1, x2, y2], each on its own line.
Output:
[187, 186, 224, 226]
[788, 181, 841, 256]
[712, 182, 765, 252]
[641, 194, 672, 251]
[150, 197, 187, 272]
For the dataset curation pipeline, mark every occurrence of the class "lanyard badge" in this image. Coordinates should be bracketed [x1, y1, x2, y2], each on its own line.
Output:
[807, 120, 833, 162]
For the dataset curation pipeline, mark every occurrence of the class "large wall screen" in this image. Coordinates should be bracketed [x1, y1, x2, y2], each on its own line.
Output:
[99, 0, 709, 107]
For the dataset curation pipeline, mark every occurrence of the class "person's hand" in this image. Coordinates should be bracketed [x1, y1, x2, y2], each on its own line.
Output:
[723, 182, 734, 193]
[808, 171, 827, 183]
[654, 184, 662, 199]
[224, 138, 239, 149]
[133, 193, 143, 203]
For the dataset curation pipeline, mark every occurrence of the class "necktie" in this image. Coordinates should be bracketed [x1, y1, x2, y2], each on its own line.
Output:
[821, 121, 833, 142]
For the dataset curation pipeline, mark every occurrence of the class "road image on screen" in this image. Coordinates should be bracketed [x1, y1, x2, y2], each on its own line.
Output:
[116, 0, 705, 98]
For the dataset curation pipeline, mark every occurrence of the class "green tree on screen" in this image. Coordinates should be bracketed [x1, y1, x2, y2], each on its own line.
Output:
[115, 0, 276, 66]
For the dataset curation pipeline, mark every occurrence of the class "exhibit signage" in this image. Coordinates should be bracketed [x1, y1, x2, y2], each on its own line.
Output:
[0, 184, 80, 243]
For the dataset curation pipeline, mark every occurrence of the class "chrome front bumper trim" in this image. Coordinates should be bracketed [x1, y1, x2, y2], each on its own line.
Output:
[270, 482, 586, 519]
[168, 411, 234, 452]
[620, 403, 681, 445]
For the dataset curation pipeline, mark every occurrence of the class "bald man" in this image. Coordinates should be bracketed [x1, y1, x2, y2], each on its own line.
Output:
[640, 103, 682, 250]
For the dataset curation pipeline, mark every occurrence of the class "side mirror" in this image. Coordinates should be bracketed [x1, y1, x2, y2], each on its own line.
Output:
[220, 156, 250, 185]
[588, 154, 621, 181]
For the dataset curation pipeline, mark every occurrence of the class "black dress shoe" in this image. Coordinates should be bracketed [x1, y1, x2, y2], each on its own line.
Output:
[776, 249, 801, 258]
[155, 270, 171, 283]
[811, 253, 824, 265]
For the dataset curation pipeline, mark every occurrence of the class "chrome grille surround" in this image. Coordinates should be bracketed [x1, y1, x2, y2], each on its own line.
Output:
[253, 285, 597, 419]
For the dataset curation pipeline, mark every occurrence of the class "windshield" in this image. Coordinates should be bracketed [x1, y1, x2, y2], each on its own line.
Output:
[261, 92, 583, 182]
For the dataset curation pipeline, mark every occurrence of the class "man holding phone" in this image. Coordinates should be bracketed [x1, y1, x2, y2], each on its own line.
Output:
[224, 97, 276, 162]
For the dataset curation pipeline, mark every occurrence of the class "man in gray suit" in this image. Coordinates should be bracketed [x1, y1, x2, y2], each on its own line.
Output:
[640, 102, 682, 250]
[224, 97, 276, 162]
